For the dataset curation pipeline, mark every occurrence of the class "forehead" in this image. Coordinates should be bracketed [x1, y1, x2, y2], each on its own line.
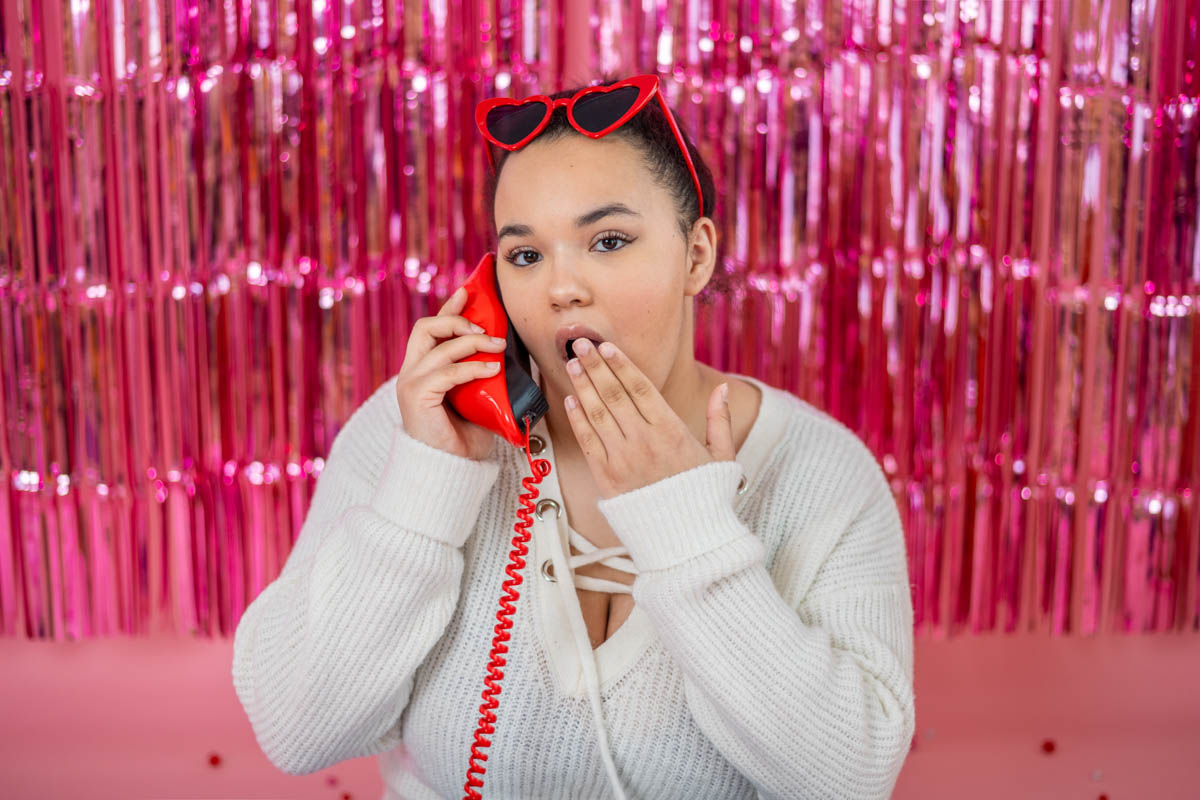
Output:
[493, 134, 660, 222]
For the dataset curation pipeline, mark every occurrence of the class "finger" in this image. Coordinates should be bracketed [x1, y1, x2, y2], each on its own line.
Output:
[413, 332, 507, 377]
[706, 382, 736, 461]
[591, 340, 672, 426]
[405, 313, 487, 365]
[563, 391, 608, 464]
[422, 360, 503, 398]
[566, 340, 629, 442]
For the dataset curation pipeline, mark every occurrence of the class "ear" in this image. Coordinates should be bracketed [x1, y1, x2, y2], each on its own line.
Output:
[682, 217, 718, 298]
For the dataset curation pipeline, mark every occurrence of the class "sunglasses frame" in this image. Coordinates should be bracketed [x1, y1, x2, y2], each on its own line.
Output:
[475, 74, 705, 217]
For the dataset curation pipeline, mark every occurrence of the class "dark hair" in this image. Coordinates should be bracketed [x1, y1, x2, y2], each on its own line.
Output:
[483, 75, 731, 303]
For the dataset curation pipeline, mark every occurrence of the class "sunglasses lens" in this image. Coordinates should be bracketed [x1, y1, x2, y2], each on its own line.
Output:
[572, 86, 640, 133]
[486, 102, 548, 146]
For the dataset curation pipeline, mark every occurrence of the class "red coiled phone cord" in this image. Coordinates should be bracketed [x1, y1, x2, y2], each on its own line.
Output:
[462, 416, 550, 800]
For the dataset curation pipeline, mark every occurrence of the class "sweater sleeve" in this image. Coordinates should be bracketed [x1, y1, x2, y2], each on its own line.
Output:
[596, 456, 915, 800]
[231, 381, 503, 775]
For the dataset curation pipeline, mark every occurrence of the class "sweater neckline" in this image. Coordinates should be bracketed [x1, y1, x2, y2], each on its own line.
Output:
[522, 366, 791, 697]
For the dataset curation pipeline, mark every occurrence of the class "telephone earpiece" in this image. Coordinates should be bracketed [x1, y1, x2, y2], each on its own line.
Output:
[445, 252, 549, 450]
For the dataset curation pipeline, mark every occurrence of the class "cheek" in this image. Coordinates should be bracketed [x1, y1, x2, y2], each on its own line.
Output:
[610, 291, 682, 370]
[611, 275, 679, 328]
[502, 307, 541, 357]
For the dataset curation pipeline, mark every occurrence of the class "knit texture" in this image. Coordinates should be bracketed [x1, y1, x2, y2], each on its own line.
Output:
[231, 372, 916, 799]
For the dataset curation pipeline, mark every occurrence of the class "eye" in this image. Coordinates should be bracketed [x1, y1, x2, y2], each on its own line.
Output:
[593, 231, 633, 252]
[504, 248, 541, 268]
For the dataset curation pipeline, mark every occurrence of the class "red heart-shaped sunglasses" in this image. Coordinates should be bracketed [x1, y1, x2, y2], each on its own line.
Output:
[475, 74, 705, 216]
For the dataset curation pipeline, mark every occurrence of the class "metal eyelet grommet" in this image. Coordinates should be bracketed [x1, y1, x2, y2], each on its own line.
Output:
[534, 498, 560, 521]
[541, 558, 557, 582]
[527, 435, 545, 454]
[737, 475, 748, 495]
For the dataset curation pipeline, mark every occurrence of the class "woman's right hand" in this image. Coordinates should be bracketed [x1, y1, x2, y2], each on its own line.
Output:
[394, 287, 509, 460]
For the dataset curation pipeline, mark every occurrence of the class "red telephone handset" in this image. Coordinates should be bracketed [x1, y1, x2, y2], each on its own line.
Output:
[445, 252, 548, 447]
[446, 252, 552, 800]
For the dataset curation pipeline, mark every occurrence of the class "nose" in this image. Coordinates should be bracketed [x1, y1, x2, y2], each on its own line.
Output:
[544, 257, 592, 310]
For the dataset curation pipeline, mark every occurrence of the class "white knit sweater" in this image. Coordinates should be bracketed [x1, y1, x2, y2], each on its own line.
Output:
[231, 368, 916, 800]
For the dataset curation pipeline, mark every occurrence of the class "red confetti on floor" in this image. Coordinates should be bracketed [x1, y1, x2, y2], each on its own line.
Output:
[1041, 739, 1056, 753]
[208, 753, 221, 766]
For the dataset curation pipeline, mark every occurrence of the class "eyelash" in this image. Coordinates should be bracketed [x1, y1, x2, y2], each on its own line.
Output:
[504, 231, 634, 268]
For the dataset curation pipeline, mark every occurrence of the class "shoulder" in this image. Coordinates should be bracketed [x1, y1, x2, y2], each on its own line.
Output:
[748, 385, 898, 533]
[763, 385, 890, 508]
[746, 385, 907, 601]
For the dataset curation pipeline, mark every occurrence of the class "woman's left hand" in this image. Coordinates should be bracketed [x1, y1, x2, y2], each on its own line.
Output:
[562, 339, 736, 499]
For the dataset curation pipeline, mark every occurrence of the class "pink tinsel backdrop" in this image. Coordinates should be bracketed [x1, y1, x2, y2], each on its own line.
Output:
[0, 0, 1197, 641]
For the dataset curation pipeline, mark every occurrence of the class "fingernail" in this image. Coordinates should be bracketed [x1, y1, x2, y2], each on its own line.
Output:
[471, 323, 485, 333]
[490, 336, 506, 345]
[720, 382, 729, 404]
[484, 361, 500, 371]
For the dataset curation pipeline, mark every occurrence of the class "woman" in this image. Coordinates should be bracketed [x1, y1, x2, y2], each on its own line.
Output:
[232, 74, 915, 800]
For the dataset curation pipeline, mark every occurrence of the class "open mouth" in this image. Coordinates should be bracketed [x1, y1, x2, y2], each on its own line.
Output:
[563, 338, 601, 361]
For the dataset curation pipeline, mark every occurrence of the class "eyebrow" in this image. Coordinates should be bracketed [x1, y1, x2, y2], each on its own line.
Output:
[496, 203, 642, 241]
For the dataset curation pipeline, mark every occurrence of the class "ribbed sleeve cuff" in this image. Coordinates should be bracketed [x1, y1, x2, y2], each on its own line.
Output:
[369, 423, 501, 548]
[596, 460, 749, 572]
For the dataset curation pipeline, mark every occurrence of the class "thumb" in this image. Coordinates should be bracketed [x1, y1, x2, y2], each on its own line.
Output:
[705, 382, 736, 462]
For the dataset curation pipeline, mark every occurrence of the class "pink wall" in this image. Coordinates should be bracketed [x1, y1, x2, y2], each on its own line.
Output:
[2, 633, 1197, 799]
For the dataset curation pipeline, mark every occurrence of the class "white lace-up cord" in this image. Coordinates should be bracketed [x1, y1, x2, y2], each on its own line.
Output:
[564, 528, 638, 594]
[541, 512, 630, 800]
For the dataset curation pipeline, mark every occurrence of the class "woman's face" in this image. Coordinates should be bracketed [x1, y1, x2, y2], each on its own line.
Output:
[492, 132, 713, 409]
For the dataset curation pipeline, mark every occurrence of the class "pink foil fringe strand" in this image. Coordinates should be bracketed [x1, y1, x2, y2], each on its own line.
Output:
[0, 0, 1197, 640]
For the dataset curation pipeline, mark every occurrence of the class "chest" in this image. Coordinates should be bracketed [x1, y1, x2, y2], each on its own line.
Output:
[554, 460, 636, 650]
[402, 628, 759, 799]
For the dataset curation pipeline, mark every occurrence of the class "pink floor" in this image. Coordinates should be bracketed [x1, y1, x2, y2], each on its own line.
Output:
[1, 631, 1197, 799]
